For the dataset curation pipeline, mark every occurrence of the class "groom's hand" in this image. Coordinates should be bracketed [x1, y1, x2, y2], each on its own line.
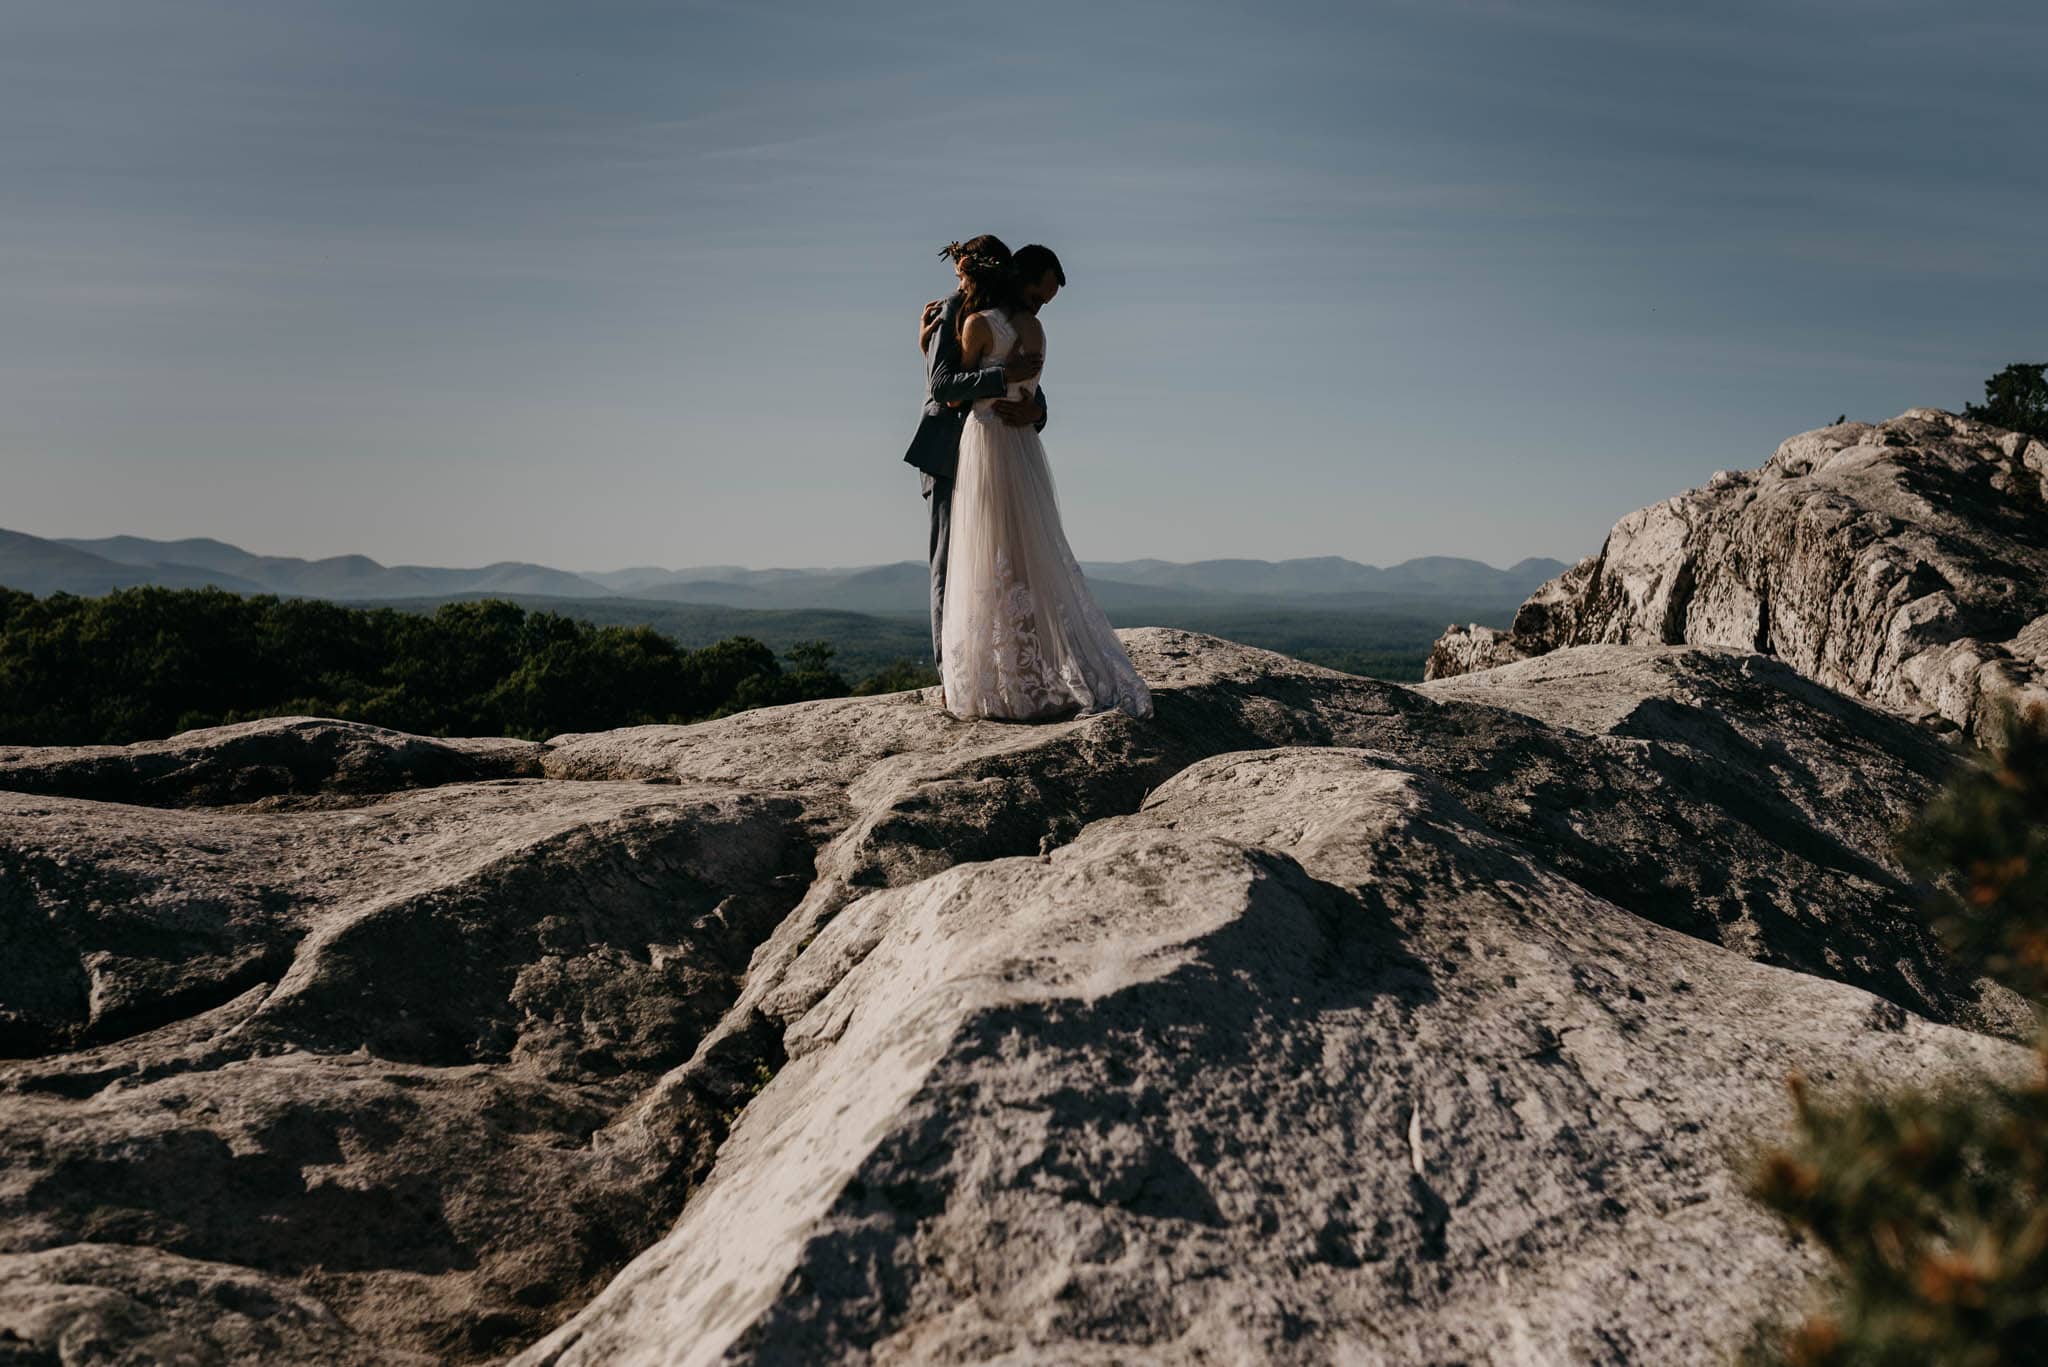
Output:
[1003, 349, 1044, 383]
[992, 397, 1038, 426]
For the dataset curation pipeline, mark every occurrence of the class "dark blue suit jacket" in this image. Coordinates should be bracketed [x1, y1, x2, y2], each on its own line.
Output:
[903, 292, 1048, 483]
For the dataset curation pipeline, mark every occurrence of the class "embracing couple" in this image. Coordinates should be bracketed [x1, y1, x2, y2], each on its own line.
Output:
[903, 235, 1153, 723]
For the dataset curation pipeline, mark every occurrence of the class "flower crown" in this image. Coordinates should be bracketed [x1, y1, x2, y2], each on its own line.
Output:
[939, 241, 1016, 280]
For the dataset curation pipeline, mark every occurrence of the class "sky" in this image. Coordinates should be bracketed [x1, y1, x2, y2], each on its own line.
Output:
[3, 0, 2043, 573]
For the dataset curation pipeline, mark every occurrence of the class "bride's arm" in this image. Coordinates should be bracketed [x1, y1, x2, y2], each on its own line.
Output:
[959, 312, 992, 368]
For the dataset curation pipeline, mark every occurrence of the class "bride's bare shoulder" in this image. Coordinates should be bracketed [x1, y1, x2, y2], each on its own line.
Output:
[1011, 311, 1046, 349]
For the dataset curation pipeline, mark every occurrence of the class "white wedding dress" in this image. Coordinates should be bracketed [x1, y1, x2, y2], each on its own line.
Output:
[941, 308, 1154, 722]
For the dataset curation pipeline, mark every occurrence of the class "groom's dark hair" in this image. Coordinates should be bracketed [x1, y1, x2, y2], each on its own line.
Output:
[1013, 243, 1064, 286]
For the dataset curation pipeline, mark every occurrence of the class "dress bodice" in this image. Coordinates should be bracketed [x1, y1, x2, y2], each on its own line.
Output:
[966, 308, 1039, 411]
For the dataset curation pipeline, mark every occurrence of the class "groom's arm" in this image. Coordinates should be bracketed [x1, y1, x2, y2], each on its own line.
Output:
[925, 302, 1008, 407]
[993, 387, 1049, 431]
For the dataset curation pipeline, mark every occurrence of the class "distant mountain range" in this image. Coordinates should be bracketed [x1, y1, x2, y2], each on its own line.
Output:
[0, 528, 1568, 617]
[1, 530, 613, 600]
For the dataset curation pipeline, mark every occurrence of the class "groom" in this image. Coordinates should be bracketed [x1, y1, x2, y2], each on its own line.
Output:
[904, 237, 1061, 672]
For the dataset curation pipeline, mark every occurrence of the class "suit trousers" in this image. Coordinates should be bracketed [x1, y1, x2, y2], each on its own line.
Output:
[922, 470, 952, 670]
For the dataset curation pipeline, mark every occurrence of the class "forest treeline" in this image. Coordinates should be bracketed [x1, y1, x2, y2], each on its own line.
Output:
[0, 586, 936, 746]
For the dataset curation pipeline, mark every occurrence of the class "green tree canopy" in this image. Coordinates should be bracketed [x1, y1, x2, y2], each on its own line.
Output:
[1964, 362, 2048, 441]
[0, 587, 925, 745]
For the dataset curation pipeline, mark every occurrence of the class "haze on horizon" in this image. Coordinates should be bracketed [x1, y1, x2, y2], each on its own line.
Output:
[3, 0, 2042, 574]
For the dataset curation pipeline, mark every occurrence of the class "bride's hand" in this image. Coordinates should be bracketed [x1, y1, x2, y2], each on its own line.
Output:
[918, 299, 945, 352]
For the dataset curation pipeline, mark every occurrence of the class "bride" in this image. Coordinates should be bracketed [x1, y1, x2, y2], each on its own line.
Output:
[938, 244, 1153, 722]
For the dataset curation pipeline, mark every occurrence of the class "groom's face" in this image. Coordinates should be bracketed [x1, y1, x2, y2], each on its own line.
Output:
[1021, 269, 1060, 310]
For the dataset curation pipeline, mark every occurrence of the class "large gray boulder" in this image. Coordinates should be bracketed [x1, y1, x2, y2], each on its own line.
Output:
[0, 630, 2023, 1364]
[515, 748, 2020, 1366]
[1426, 409, 2048, 743]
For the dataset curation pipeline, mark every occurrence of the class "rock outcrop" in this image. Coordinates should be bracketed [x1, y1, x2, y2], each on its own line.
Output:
[1427, 409, 2048, 743]
[0, 717, 546, 809]
[0, 625, 2028, 1364]
[518, 749, 2016, 1366]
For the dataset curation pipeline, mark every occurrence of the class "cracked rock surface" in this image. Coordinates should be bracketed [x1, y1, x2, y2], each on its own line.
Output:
[519, 748, 2019, 1366]
[1426, 409, 2048, 743]
[0, 627, 2027, 1364]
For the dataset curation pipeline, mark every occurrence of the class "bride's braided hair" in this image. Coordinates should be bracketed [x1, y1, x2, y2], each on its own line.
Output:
[940, 235, 1019, 348]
